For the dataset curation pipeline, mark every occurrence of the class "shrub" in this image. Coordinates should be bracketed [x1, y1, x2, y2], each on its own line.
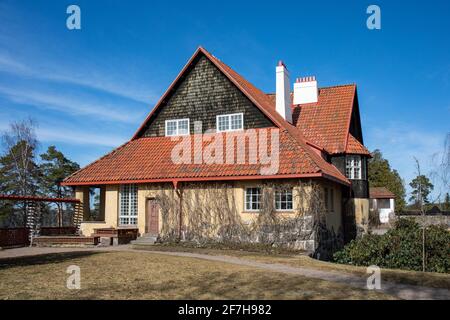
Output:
[333, 218, 450, 273]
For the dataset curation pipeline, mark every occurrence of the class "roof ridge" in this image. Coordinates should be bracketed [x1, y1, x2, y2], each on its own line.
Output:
[265, 83, 356, 96]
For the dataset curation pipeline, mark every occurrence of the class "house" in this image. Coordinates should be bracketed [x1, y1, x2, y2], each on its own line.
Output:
[62, 47, 371, 251]
[369, 187, 395, 223]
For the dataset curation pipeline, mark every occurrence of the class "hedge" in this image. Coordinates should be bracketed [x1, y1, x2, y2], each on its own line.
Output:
[333, 218, 450, 273]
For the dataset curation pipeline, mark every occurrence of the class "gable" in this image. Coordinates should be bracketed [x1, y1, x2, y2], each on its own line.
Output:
[292, 84, 356, 154]
[348, 92, 364, 144]
[139, 54, 273, 137]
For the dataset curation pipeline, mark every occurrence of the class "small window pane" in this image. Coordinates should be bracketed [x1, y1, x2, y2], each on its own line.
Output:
[275, 188, 293, 210]
[245, 188, 261, 211]
[217, 114, 243, 132]
[178, 120, 189, 135]
[119, 184, 138, 225]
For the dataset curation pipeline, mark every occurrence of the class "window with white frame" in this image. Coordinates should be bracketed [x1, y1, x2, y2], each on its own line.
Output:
[346, 155, 362, 179]
[245, 187, 261, 211]
[165, 119, 189, 136]
[275, 188, 293, 210]
[216, 113, 243, 132]
[119, 184, 138, 225]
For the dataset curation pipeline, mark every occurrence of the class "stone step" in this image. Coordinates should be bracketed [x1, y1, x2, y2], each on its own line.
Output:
[131, 235, 158, 245]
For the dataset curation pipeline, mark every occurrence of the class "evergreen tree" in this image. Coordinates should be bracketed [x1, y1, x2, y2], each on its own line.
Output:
[39, 145, 80, 226]
[368, 149, 406, 212]
[443, 193, 450, 211]
[409, 175, 434, 207]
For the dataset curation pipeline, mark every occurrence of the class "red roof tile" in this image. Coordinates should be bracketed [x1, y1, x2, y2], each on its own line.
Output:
[370, 187, 396, 199]
[63, 47, 361, 186]
[63, 129, 349, 185]
[291, 84, 356, 154]
[346, 134, 371, 156]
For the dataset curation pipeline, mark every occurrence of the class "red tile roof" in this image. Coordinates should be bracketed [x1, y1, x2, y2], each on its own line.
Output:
[346, 134, 371, 156]
[291, 84, 356, 154]
[370, 187, 396, 199]
[63, 47, 365, 187]
[63, 129, 349, 186]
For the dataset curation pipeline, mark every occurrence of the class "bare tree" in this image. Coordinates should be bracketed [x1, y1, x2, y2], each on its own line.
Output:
[413, 157, 426, 272]
[429, 133, 450, 207]
[1, 118, 40, 224]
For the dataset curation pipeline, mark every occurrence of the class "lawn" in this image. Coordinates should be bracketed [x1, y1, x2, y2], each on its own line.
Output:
[137, 244, 450, 290]
[0, 251, 394, 300]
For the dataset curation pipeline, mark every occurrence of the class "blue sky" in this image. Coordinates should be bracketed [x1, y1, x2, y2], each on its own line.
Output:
[0, 0, 449, 200]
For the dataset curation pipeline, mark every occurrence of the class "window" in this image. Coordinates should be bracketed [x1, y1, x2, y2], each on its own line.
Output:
[324, 188, 329, 211]
[216, 113, 243, 132]
[165, 119, 189, 136]
[245, 188, 261, 211]
[119, 184, 138, 225]
[346, 155, 362, 179]
[88, 187, 102, 221]
[275, 188, 293, 211]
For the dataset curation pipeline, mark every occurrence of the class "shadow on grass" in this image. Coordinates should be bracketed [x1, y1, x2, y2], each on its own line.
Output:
[0, 251, 102, 270]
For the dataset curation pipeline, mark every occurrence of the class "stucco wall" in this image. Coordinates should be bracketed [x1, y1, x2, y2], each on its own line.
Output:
[76, 185, 119, 236]
[77, 179, 345, 237]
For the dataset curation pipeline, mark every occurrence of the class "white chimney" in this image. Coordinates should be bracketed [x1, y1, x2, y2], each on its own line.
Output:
[276, 61, 292, 123]
[293, 76, 318, 104]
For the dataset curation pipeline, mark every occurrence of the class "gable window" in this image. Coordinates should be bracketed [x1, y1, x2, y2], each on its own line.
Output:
[275, 188, 293, 211]
[346, 155, 362, 179]
[119, 184, 138, 225]
[165, 119, 189, 136]
[216, 113, 243, 132]
[245, 187, 261, 211]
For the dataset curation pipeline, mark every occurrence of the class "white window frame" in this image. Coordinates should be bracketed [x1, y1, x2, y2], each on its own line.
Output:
[216, 113, 243, 132]
[165, 119, 190, 136]
[119, 184, 138, 226]
[346, 155, 362, 179]
[245, 187, 261, 211]
[275, 188, 293, 211]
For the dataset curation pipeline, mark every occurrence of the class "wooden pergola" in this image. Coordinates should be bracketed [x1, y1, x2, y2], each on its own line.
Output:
[0, 194, 82, 246]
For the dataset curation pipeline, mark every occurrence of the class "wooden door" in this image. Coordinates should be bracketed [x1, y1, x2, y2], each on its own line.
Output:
[146, 199, 159, 235]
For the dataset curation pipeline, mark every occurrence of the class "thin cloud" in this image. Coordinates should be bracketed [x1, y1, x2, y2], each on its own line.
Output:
[0, 52, 157, 104]
[0, 85, 144, 123]
[37, 127, 127, 147]
[366, 122, 446, 200]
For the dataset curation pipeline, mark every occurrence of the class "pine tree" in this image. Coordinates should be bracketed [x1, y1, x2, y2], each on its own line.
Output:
[39, 146, 80, 226]
[409, 175, 434, 208]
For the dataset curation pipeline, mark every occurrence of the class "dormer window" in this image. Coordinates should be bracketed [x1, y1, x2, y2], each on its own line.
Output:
[165, 119, 189, 136]
[216, 113, 243, 132]
[346, 155, 362, 179]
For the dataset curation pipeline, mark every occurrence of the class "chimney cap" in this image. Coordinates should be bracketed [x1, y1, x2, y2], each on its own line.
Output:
[296, 76, 316, 83]
[277, 60, 287, 68]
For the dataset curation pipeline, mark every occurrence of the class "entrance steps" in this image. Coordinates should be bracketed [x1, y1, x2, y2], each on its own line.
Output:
[131, 234, 158, 245]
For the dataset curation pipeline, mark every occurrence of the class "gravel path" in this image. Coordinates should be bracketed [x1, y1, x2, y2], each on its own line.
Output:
[1, 245, 449, 300]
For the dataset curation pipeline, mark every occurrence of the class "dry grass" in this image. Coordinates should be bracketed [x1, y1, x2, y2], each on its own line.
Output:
[0, 251, 393, 300]
[141, 244, 450, 290]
